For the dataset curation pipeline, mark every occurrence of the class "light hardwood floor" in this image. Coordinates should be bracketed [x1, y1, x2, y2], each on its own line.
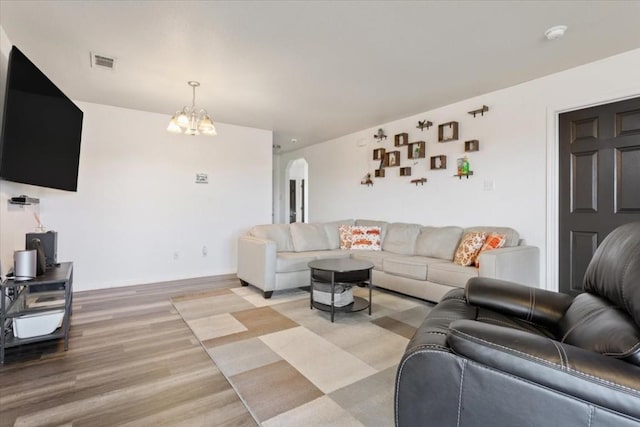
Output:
[0, 275, 257, 427]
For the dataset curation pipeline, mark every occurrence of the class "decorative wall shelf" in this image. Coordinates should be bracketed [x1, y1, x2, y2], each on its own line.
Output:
[374, 128, 387, 141]
[430, 155, 447, 170]
[438, 121, 459, 142]
[454, 171, 474, 179]
[411, 178, 427, 186]
[9, 195, 40, 205]
[464, 140, 479, 152]
[385, 151, 401, 167]
[373, 148, 385, 160]
[417, 120, 433, 131]
[408, 141, 426, 159]
[468, 105, 489, 118]
[400, 167, 411, 176]
[360, 173, 373, 186]
[375, 169, 386, 178]
[394, 133, 409, 146]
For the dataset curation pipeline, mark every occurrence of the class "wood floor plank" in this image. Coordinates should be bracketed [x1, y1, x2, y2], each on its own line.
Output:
[0, 276, 255, 426]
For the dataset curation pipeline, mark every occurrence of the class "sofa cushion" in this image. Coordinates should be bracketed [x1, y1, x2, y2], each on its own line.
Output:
[383, 256, 449, 280]
[415, 226, 464, 260]
[290, 223, 331, 252]
[350, 226, 382, 250]
[350, 250, 395, 270]
[383, 223, 422, 255]
[559, 293, 640, 366]
[355, 219, 388, 240]
[454, 231, 487, 266]
[464, 226, 519, 247]
[323, 219, 355, 249]
[250, 224, 294, 252]
[427, 262, 479, 288]
[311, 249, 352, 260]
[276, 252, 318, 273]
[339, 225, 354, 249]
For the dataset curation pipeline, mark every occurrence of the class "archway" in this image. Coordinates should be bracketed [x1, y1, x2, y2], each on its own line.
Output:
[285, 158, 309, 223]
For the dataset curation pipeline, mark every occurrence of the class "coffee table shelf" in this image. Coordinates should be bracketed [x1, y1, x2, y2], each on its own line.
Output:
[312, 296, 370, 313]
[308, 258, 374, 323]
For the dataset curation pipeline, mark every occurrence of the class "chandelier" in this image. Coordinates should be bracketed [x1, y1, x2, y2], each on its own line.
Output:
[167, 81, 217, 136]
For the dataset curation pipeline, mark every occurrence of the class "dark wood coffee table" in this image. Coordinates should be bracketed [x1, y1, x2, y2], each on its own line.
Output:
[308, 258, 374, 322]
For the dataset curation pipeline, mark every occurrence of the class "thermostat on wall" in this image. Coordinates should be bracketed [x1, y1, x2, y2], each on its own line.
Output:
[195, 173, 208, 184]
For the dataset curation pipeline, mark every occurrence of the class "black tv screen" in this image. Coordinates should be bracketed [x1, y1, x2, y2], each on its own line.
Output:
[0, 46, 83, 192]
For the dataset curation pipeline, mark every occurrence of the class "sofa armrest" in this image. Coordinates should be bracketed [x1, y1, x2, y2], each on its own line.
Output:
[478, 245, 539, 287]
[465, 277, 573, 328]
[448, 320, 640, 420]
[237, 235, 277, 291]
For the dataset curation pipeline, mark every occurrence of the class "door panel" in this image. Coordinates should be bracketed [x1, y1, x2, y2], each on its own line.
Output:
[569, 231, 598, 294]
[559, 96, 640, 296]
[616, 146, 640, 212]
[571, 151, 597, 213]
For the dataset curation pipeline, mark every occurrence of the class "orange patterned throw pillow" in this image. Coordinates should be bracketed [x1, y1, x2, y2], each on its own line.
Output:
[453, 232, 487, 266]
[349, 226, 382, 251]
[474, 233, 506, 267]
[339, 225, 354, 249]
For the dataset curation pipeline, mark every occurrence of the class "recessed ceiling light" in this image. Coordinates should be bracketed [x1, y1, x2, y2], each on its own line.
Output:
[291, 138, 298, 144]
[545, 25, 567, 40]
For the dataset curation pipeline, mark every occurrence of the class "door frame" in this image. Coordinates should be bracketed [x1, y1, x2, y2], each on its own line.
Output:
[284, 158, 309, 224]
[545, 89, 640, 292]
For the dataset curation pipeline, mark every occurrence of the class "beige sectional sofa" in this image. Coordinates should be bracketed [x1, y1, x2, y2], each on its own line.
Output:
[236, 219, 539, 302]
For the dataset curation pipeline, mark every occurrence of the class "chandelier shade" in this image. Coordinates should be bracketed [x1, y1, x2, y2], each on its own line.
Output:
[167, 81, 217, 136]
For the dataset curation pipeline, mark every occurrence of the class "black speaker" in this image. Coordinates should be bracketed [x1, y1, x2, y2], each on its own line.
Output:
[25, 231, 57, 267]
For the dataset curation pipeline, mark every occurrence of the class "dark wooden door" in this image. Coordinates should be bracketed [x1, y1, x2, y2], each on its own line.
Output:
[289, 179, 296, 223]
[301, 179, 305, 223]
[559, 96, 640, 296]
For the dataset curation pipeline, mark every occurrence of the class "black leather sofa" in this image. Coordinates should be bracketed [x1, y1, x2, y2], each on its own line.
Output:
[395, 222, 640, 427]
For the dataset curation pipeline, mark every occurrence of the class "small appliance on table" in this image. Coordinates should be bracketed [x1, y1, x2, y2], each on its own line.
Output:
[308, 258, 374, 323]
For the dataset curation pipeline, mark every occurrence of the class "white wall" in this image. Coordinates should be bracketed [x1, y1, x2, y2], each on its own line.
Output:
[276, 48, 640, 290]
[0, 27, 273, 290]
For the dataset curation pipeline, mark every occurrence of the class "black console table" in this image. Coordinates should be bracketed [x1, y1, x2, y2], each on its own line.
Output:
[1, 262, 73, 364]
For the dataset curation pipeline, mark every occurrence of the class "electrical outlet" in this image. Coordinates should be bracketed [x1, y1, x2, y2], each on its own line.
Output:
[173, 251, 180, 260]
[202, 246, 208, 256]
[483, 180, 495, 191]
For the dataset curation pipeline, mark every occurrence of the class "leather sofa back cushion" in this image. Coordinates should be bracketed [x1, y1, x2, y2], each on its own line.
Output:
[250, 224, 295, 252]
[583, 221, 640, 326]
[290, 223, 331, 252]
[415, 226, 463, 260]
[559, 293, 640, 366]
[383, 223, 422, 255]
[464, 226, 520, 247]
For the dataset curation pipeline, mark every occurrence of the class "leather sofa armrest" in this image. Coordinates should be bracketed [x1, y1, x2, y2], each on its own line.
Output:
[465, 277, 573, 328]
[237, 235, 277, 291]
[448, 320, 640, 419]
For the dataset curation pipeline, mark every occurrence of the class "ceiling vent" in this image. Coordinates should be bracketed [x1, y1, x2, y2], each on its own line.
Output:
[90, 52, 116, 70]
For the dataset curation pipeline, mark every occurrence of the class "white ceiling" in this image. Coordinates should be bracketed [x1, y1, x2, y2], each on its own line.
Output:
[1, 1, 639, 153]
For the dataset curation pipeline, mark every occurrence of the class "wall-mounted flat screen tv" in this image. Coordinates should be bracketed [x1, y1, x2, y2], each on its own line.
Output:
[0, 46, 83, 192]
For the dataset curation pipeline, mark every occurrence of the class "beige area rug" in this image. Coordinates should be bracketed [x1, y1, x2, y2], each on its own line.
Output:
[172, 285, 432, 426]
